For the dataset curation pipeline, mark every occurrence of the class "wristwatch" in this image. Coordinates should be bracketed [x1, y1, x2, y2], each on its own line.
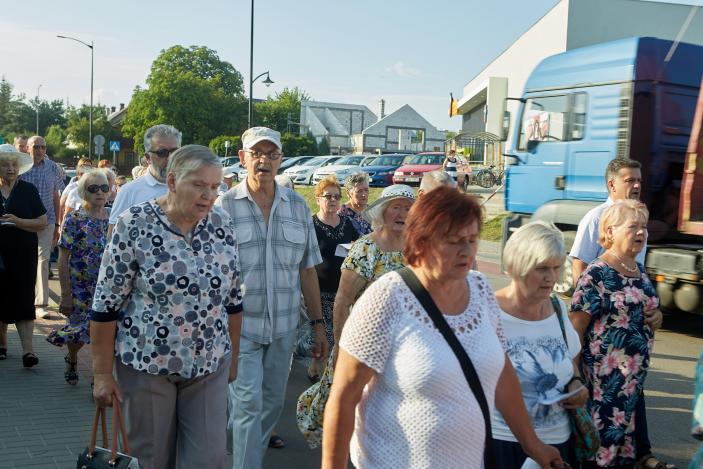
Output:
[309, 318, 325, 326]
[568, 376, 585, 387]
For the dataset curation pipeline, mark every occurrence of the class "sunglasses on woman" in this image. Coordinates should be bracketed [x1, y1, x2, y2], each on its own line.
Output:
[87, 184, 110, 194]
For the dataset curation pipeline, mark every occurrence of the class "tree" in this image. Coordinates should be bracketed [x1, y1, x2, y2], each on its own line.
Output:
[65, 105, 113, 158]
[254, 87, 311, 133]
[208, 135, 241, 157]
[45, 124, 77, 161]
[281, 132, 317, 157]
[122, 45, 248, 147]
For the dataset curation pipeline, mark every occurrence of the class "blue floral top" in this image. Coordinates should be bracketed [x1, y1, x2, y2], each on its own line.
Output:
[571, 260, 657, 467]
[91, 201, 243, 379]
[338, 204, 372, 236]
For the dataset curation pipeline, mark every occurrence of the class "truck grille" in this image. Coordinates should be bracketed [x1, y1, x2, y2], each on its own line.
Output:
[616, 82, 632, 159]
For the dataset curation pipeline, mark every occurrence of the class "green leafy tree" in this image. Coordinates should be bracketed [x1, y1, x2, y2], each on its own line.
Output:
[65, 105, 113, 158]
[208, 135, 241, 157]
[122, 45, 248, 148]
[254, 87, 311, 133]
[281, 132, 317, 157]
[45, 124, 78, 161]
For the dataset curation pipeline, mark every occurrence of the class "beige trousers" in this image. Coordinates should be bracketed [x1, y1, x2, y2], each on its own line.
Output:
[35, 225, 53, 307]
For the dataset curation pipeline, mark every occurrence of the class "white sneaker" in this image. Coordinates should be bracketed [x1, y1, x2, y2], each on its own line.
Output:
[35, 307, 49, 319]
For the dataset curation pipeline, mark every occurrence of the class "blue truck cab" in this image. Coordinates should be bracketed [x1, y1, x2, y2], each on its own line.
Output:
[503, 37, 703, 311]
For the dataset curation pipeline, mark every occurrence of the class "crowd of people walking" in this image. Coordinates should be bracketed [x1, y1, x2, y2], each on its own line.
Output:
[0, 125, 681, 469]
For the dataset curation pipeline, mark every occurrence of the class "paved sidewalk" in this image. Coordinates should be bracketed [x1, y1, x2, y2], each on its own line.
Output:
[0, 313, 99, 468]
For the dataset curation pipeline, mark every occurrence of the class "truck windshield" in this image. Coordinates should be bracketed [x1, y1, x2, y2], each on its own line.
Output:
[518, 93, 587, 150]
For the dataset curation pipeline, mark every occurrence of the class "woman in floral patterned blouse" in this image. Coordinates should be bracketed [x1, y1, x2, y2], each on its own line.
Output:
[571, 200, 663, 468]
[48, 168, 110, 385]
[89, 145, 243, 469]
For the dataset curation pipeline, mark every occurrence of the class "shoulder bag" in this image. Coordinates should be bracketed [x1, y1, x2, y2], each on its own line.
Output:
[550, 294, 601, 461]
[398, 267, 498, 469]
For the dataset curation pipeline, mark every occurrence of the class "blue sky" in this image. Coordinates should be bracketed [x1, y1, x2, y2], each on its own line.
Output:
[0, 0, 694, 132]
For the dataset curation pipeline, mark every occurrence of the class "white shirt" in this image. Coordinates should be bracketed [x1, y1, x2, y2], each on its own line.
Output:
[65, 186, 83, 211]
[61, 177, 78, 197]
[570, 197, 646, 265]
[492, 296, 581, 444]
[340, 270, 506, 469]
[109, 170, 167, 225]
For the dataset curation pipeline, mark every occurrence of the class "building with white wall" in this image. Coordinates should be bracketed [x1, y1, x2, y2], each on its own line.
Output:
[455, 0, 703, 162]
[300, 100, 377, 151]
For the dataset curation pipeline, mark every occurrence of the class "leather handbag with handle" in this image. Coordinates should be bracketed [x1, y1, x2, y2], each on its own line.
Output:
[77, 398, 139, 469]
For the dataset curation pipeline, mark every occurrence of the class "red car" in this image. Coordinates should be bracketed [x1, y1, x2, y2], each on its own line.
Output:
[392, 152, 471, 187]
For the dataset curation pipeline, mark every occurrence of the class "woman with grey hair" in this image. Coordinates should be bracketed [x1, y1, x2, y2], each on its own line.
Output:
[0, 144, 47, 365]
[338, 172, 372, 235]
[89, 145, 243, 469]
[492, 221, 587, 467]
[48, 168, 111, 385]
[332, 184, 415, 350]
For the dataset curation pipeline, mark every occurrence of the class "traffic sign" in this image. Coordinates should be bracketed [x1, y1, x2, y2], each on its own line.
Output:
[94, 145, 104, 156]
[109, 141, 120, 152]
[93, 134, 105, 146]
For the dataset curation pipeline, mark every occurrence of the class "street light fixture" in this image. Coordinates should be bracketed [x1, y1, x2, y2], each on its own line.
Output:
[35, 84, 42, 134]
[247, 0, 275, 128]
[57, 35, 94, 159]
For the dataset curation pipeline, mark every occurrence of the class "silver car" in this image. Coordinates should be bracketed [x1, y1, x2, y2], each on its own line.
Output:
[283, 156, 342, 185]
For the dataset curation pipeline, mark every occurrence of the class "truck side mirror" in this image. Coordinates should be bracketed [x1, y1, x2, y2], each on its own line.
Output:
[527, 139, 539, 152]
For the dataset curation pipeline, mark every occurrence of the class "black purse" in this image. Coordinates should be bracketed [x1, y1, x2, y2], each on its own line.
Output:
[76, 400, 139, 469]
[398, 267, 498, 469]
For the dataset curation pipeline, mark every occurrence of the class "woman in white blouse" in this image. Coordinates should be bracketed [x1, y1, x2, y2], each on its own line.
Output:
[322, 187, 563, 469]
[493, 221, 588, 467]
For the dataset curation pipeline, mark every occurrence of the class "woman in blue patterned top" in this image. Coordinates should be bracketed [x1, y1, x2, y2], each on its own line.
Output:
[48, 168, 110, 385]
[89, 145, 243, 469]
[337, 172, 372, 236]
[492, 221, 588, 468]
[571, 200, 663, 468]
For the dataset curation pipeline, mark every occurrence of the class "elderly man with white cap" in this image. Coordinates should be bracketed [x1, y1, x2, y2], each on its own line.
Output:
[216, 126, 326, 469]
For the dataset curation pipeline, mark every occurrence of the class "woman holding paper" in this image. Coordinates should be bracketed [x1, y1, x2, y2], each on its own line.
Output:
[493, 221, 587, 467]
[305, 176, 359, 372]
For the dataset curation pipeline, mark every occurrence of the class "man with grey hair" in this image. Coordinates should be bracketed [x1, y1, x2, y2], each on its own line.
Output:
[216, 126, 326, 469]
[13, 135, 29, 154]
[19, 135, 64, 319]
[418, 169, 456, 197]
[108, 124, 181, 234]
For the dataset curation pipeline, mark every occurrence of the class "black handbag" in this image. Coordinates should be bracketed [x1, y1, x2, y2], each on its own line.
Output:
[398, 267, 498, 469]
[76, 400, 139, 469]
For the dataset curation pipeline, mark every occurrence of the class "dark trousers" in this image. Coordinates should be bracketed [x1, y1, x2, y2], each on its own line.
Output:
[493, 437, 574, 468]
[635, 392, 652, 459]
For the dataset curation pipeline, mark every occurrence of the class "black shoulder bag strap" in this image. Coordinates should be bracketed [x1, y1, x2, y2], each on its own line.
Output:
[550, 294, 568, 347]
[398, 267, 498, 469]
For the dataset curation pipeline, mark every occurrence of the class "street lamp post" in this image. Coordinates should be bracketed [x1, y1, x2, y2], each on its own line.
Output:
[57, 35, 94, 160]
[35, 84, 42, 134]
[247, 0, 274, 128]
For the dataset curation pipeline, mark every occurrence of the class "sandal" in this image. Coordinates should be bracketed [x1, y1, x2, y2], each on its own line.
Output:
[64, 355, 78, 385]
[22, 352, 38, 368]
[268, 435, 286, 449]
[0, 348, 7, 360]
[635, 454, 677, 469]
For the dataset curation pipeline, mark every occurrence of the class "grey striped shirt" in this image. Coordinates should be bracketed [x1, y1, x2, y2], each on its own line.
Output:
[215, 183, 322, 344]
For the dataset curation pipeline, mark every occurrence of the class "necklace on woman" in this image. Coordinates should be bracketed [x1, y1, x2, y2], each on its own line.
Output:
[610, 251, 638, 273]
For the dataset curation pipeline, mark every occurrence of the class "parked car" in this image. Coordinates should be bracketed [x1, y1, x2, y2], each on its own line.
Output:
[63, 169, 77, 187]
[361, 154, 412, 187]
[311, 155, 368, 185]
[278, 156, 316, 174]
[392, 152, 471, 187]
[220, 156, 240, 167]
[283, 155, 342, 185]
[223, 162, 245, 181]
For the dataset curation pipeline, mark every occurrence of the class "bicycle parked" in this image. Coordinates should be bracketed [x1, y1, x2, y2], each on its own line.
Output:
[472, 165, 504, 188]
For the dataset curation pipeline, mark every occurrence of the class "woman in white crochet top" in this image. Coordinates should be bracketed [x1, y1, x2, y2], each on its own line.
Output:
[322, 187, 564, 469]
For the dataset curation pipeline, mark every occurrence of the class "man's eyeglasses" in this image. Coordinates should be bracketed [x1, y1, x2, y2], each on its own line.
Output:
[86, 184, 110, 194]
[246, 149, 282, 161]
[320, 194, 341, 200]
[32, 145, 46, 149]
[148, 148, 179, 158]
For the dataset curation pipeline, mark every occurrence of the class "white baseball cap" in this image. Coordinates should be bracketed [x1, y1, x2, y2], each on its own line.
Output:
[241, 127, 282, 151]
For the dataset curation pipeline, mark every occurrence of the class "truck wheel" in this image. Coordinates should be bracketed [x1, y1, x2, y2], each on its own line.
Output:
[553, 231, 576, 297]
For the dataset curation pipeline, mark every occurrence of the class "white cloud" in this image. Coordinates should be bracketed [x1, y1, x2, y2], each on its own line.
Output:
[385, 61, 421, 78]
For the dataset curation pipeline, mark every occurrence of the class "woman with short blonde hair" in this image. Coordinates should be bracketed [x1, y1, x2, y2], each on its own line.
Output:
[571, 199, 662, 467]
[338, 172, 371, 235]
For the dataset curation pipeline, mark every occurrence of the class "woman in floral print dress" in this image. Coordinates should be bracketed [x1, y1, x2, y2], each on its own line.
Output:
[47, 169, 110, 385]
[571, 200, 661, 468]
